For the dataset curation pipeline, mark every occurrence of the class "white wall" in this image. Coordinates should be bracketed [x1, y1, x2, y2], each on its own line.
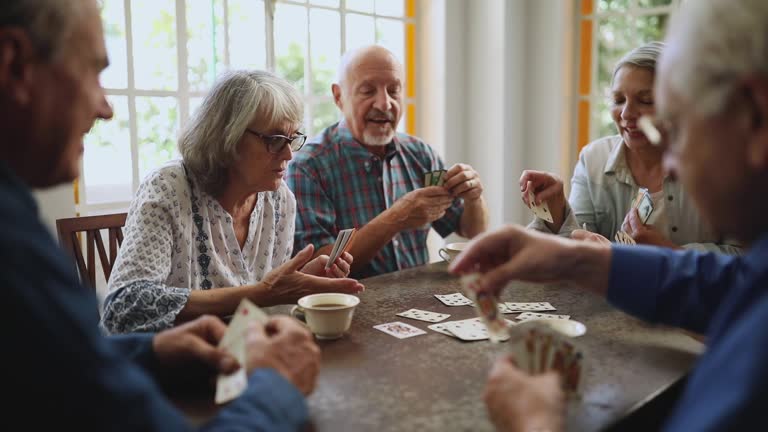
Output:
[34, 184, 76, 238]
[418, 0, 575, 230]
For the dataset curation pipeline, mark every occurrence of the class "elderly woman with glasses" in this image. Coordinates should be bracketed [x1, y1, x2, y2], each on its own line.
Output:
[102, 70, 363, 334]
[519, 42, 740, 253]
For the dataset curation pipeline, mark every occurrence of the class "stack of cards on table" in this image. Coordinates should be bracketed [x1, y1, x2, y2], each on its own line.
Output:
[215, 299, 269, 404]
[424, 169, 447, 187]
[508, 321, 585, 395]
[527, 188, 554, 223]
[428, 317, 515, 341]
[326, 228, 356, 269]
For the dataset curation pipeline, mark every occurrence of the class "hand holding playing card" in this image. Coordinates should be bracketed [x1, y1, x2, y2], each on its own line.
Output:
[442, 163, 484, 202]
[153, 315, 239, 374]
[484, 356, 565, 432]
[386, 187, 454, 230]
[301, 251, 353, 278]
[519, 170, 566, 228]
[622, 209, 679, 249]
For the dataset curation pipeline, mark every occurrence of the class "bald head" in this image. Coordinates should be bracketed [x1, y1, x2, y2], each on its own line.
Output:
[332, 45, 404, 147]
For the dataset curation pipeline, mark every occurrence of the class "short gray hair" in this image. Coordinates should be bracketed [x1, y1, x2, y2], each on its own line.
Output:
[663, 0, 768, 115]
[179, 70, 304, 196]
[0, 0, 84, 62]
[611, 41, 665, 86]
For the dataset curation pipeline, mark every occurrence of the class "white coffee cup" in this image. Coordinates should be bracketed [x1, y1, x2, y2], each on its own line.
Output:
[290, 293, 360, 340]
[438, 242, 468, 263]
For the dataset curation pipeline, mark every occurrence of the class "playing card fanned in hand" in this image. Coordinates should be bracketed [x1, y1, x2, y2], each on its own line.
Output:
[215, 299, 269, 404]
[461, 273, 510, 343]
[508, 321, 585, 395]
[528, 189, 554, 223]
[326, 228, 357, 269]
[424, 170, 447, 187]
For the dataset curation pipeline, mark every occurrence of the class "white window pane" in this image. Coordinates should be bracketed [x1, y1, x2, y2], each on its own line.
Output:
[311, 100, 340, 136]
[310, 9, 340, 96]
[375, 18, 404, 65]
[187, 0, 226, 91]
[229, 0, 267, 70]
[101, 0, 127, 89]
[597, 16, 635, 92]
[136, 97, 180, 179]
[275, 4, 308, 93]
[597, 0, 630, 13]
[83, 96, 133, 204]
[310, 0, 340, 7]
[375, 0, 404, 17]
[131, 0, 178, 90]
[345, 14, 375, 51]
[346, 0, 374, 13]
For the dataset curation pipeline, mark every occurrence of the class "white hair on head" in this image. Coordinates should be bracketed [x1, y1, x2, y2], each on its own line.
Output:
[179, 70, 304, 196]
[611, 41, 665, 86]
[0, 0, 84, 62]
[663, 0, 768, 115]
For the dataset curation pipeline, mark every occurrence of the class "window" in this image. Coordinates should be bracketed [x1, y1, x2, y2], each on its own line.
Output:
[574, 0, 680, 152]
[81, 0, 416, 214]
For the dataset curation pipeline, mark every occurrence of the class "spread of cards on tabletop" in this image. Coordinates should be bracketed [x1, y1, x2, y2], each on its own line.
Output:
[372, 272, 586, 395]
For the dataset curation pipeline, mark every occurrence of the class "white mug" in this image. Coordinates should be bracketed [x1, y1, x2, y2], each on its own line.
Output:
[438, 242, 468, 263]
[290, 293, 360, 340]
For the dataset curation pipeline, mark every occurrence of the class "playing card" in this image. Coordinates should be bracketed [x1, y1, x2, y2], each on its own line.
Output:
[442, 317, 491, 341]
[435, 170, 447, 186]
[516, 312, 571, 321]
[373, 321, 427, 339]
[434, 293, 474, 306]
[396, 308, 450, 323]
[636, 191, 654, 224]
[427, 322, 456, 336]
[424, 171, 433, 186]
[326, 228, 356, 269]
[614, 230, 637, 245]
[215, 299, 269, 404]
[462, 274, 509, 343]
[504, 302, 557, 312]
[528, 189, 554, 223]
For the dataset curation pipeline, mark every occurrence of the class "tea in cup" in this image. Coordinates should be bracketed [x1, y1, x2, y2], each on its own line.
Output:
[290, 293, 359, 340]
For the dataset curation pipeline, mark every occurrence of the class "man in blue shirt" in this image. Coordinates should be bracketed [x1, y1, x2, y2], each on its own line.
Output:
[450, 0, 768, 430]
[1, 0, 317, 430]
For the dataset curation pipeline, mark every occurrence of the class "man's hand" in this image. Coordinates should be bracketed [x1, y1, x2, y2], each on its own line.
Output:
[622, 209, 680, 249]
[448, 225, 612, 297]
[385, 187, 454, 230]
[258, 245, 364, 304]
[300, 251, 353, 278]
[485, 356, 565, 432]
[443, 163, 484, 202]
[245, 316, 321, 395]
[153, 315, 239, 374]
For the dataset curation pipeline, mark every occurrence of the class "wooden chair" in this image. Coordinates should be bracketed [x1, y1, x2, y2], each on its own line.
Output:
[56, 213, 127, 290]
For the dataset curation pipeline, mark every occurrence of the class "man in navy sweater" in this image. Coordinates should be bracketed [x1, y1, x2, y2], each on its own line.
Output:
[1, 0, 318, 430]
[451, 0, 768, 430]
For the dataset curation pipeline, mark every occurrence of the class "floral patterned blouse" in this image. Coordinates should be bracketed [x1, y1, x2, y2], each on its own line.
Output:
[101, 160, 295, 333]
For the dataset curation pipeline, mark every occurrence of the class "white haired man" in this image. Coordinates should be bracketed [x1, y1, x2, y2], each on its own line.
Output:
[287, 45, 488, 278]
[1, 0, 318, 429]
[451, 0, 768, 430]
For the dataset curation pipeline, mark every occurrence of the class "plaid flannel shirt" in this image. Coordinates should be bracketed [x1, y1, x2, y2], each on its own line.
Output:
[287, 121, 463, 278]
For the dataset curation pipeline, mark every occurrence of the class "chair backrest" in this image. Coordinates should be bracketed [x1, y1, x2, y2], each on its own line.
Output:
[56, 213, 127, 290]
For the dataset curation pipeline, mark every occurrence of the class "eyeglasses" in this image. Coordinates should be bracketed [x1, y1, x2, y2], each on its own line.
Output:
[246, 129, 307, 153]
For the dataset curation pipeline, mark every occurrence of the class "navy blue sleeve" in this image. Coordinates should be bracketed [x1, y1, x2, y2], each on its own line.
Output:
[662, 295, 768, 432]
[606, 245, 741, 333]
[1, 179, 308, 431]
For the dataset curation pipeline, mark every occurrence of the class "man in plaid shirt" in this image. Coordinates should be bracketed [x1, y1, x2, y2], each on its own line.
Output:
[287, 46, 488, 278]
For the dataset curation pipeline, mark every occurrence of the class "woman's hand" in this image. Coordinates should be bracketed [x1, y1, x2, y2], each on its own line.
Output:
[622, 209, 680, 249]
[257, 245, 364, 304]
[519, 170, 567, 232]
[300, 251, 353, 278]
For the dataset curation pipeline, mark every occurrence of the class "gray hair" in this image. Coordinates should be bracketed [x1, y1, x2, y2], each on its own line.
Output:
[179, 70, 304, 196]
[663, 0, 768, 115]
[611, 41, 665, 86]
[0, 0, 84, 62]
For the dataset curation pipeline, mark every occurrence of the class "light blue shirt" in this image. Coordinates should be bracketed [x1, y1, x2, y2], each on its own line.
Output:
[529, 135, 741, 254]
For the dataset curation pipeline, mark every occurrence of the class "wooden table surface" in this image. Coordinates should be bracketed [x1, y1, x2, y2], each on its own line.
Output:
[178, 262, 703, 432]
